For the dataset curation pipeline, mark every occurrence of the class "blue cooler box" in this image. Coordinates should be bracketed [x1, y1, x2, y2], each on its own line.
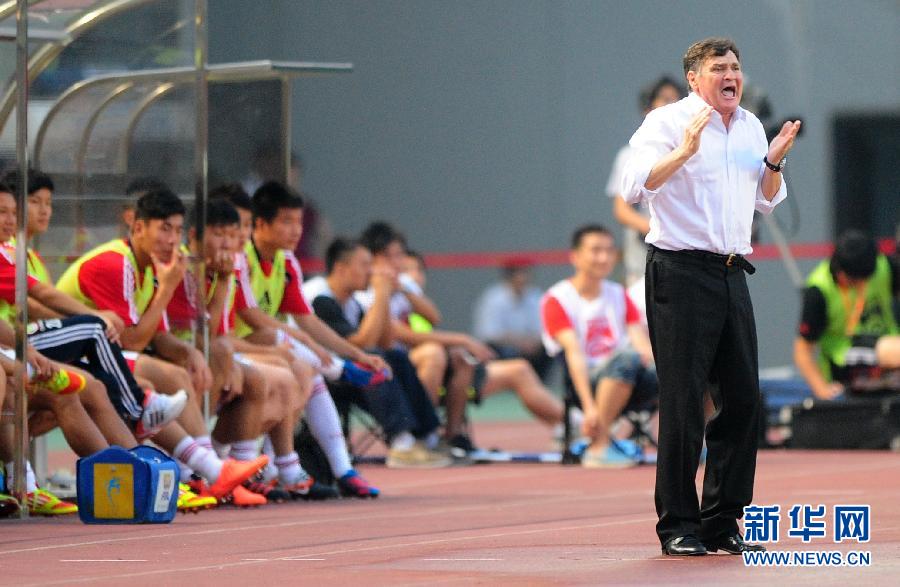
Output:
[77, 445, 179, 524]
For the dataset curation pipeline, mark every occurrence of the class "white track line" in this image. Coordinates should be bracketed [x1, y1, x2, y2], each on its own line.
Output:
[22, 515, 657, 586]
[0, 489, 648, 557]
[60, 560, 147, 563]
[422, 558, 503, 561]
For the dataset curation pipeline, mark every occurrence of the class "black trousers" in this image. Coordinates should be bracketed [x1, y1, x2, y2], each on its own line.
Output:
[27, 315, 146, 425]
[645, 246, 761, 546]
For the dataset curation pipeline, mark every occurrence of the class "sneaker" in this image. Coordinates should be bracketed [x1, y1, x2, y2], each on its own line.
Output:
[229, 484, 266, 507]
[338, 470, 380, 499]
[26, 488, 78, 515]
[386, 443, 453, 468]
[282, 473, 339, 501]
[0, 492, 20, 518]
[135, 389, 188, 440]
[448, 434, 479, 454]
[339, 360, 389, 388]
[243, 479, 291, 503]
[581, 444, 638, 469]
[178, 483, 217, 512]
[207, 456, 269, 500]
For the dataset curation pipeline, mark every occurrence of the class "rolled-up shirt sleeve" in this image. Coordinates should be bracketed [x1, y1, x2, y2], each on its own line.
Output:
[621, 111, 676, 204]
[754, 162, 788, 214]
[752, 123, 787, 215]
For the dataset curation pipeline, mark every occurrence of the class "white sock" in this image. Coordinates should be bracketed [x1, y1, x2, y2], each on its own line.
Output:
[274, 452, 306, 486]
[195, 435, 213, 451]
[390, 431, 416, 451]
[5, 460, 38, 493]
[173, 435, 224, 483]
[304, 376, 352, 477]
[211, 437, 231, 459]
[229, 439, 259, 462]
[261, 434, 279, 482]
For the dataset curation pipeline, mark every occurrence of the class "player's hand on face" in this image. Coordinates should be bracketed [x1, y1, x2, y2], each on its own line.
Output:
[209, 249, 234, 277]
[680, 105, 713, 158]
[370, 265, 397, 293]
[153, 249, 187, 290]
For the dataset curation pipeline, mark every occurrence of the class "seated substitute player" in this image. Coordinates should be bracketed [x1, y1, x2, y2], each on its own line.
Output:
[402, 250, 570, 445]
[56, 187, 267, 502]
[0, 173, 186, 441]
[304, 238, 455, 468]
[167, 199, 298, 505]
[541, 225, 658, 468]
[220, 182, 385, 495]
[357, 221, 490, 448]
[175, 197, 361, 501]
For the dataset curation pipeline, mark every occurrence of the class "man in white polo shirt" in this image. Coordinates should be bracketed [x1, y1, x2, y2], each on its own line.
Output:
[622, 37, 800, 556]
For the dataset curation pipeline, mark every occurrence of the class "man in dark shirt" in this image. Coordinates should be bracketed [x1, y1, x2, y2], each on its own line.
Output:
[794, 230, 900, 399]
[303, 238, 451, 468]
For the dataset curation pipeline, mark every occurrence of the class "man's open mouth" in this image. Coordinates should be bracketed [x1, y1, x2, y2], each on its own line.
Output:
[722, 85, 737, 98]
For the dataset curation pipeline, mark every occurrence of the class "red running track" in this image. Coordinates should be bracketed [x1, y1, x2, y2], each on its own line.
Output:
[2, 422, 899, 586]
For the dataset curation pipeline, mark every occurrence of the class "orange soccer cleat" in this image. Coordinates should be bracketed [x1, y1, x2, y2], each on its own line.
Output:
[206, 456, 269, 500]
[229, 484, 266, 507]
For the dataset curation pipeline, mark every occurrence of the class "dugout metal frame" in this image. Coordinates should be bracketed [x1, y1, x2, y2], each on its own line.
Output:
[2, 0, 351, 519]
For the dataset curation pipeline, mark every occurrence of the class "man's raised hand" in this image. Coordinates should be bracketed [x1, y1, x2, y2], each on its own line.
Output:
[679, 105, 713, 159]
[767, 120, 802, 164]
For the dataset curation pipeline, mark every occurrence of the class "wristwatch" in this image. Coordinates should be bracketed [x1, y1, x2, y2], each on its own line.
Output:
[764, 155, 786, 172]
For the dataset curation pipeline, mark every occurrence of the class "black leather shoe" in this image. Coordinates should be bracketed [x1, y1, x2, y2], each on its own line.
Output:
[661, 535, 707, 556]
[703, 533, 766, 554]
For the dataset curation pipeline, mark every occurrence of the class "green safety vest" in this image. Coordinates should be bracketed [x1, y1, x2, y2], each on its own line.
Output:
[27, 249, 51, 285]
[408, 312, 433, 334]
[806, 255, 898, 380]
[56, 239, 156, 315]
[234, 240, 286, 338]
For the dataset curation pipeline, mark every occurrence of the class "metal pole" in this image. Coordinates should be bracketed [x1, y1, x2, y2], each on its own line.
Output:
[193, 0, 210, 425]
[281, 77, 292, 186]
[12, 0, 29, 518]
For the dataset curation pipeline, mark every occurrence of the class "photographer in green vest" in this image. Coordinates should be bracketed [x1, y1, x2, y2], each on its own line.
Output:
[794, 230, 900, 400]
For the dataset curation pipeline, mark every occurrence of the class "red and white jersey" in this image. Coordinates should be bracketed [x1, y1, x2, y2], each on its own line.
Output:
[233, 251, 257, 309]
[0, 243, 37, 304]
[540, 278, 640, 370]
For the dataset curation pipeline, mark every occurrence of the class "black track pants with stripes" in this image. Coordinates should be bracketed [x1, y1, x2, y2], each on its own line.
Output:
[27, 315, 145, 425]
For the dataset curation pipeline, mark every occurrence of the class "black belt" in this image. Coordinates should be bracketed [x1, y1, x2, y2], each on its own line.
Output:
[649, 245, 756, 275]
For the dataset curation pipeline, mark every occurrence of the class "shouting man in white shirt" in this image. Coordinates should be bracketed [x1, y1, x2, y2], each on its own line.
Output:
[621, 37, 800, 557]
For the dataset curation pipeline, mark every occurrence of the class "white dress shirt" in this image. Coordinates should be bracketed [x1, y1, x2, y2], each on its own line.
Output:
[620, 92, 786, 255]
